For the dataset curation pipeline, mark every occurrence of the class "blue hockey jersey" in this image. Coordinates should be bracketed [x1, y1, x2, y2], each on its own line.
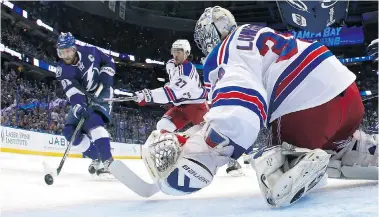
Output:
[56, 45, 115, 106]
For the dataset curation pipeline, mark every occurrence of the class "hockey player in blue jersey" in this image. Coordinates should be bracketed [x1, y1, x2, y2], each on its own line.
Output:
[56, 32, 115, 176]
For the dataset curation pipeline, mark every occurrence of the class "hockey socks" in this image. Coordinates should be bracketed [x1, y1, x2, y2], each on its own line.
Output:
[83, 144, 99, 160]
[93, 137, 113, 162]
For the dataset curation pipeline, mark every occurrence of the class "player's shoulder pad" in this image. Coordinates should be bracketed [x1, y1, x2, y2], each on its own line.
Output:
[76, 45, 88, 53]
[55, 61, 74, 80]
[75, 45, 91, 58]
[78, 45, 98, 57]
[181, 60, 195, 77]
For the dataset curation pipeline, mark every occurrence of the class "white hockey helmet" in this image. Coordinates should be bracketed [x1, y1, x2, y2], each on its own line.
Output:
[194, 6, 237, 56]
[171, 39, 191, 56]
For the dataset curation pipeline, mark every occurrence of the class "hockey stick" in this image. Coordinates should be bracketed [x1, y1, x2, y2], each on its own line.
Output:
[109, 160, 160, 197]
[362, 94, 378, 102]
[43, 117, 85, 178]
[43, 84, 104, 185]
[77, 87, 138, 103]
[101, 89, 139, 102]
[102, 96, 138, 102]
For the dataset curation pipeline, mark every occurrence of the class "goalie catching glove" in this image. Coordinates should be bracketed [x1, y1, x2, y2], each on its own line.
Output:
[141, 124, 233, 196]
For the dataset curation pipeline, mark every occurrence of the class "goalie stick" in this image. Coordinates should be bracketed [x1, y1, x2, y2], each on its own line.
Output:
[109, 160, 160, 197]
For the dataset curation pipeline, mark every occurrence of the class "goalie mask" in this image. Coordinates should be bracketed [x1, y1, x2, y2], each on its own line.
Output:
[194, 6, 237, 56]
[142, 130, 216, 196]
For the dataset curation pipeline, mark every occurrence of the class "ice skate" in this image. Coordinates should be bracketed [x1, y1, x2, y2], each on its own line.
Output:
[88, 158, 101, 175]
[226, 158, 244, 177]
[96, 158, 115, 179]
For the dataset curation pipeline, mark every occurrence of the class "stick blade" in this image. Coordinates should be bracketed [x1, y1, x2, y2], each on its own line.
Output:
[43, 161, 58, 177]
[109, 160, 159, 198]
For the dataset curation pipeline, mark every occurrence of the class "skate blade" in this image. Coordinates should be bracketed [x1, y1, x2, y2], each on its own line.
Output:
[92, 173, 116, 181]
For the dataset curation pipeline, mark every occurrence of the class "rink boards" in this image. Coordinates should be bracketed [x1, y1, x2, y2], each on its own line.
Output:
[0, 126, 142, 159]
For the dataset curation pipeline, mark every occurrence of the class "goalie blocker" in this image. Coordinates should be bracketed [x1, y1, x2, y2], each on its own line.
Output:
[141, 126, 231, 195]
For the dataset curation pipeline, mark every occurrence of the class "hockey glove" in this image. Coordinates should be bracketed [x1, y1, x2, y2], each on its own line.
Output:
[114, 88, 152, 106]
[135, 89, 152, 106]
[72, 104, 93, 120]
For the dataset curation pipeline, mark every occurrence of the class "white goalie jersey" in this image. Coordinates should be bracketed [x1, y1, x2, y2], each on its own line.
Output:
[203, 24, 356, 155]
[150, 59, 207, 106]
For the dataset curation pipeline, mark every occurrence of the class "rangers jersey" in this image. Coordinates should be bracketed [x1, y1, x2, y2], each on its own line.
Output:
[150, 59, 207, 106]
[203, 24, 356, 158]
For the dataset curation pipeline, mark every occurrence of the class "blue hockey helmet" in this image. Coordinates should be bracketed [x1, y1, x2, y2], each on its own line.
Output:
[56, 32, 76, 62]
[56, 32, 75, 49]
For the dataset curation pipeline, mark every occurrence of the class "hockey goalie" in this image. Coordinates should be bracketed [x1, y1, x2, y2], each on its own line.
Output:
[140, 6, 378, 208]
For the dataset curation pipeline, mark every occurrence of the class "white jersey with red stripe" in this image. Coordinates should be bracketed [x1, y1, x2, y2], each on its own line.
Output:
[150, 59, 207, 106]
[202, 24, 356, 159]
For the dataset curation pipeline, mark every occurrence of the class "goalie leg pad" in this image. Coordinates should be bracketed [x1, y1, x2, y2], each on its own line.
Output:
[251, 146, 286, 202]
[252, 146, 286, 176]
[328, 130, 378, 180]
[328, 159, 379, 180]
[252, 148, 330, 208]
[269, 149, 329, 207]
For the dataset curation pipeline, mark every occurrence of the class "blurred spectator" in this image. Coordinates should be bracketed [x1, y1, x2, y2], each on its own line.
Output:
[15, 1, 203, 62]
[1, 19, 57, 64]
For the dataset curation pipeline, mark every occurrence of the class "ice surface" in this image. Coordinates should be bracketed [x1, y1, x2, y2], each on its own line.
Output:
[1, 153, 378, 217]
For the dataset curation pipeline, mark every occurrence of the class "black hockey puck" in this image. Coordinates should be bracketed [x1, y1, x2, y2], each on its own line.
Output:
[44, 174, 54, 185]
